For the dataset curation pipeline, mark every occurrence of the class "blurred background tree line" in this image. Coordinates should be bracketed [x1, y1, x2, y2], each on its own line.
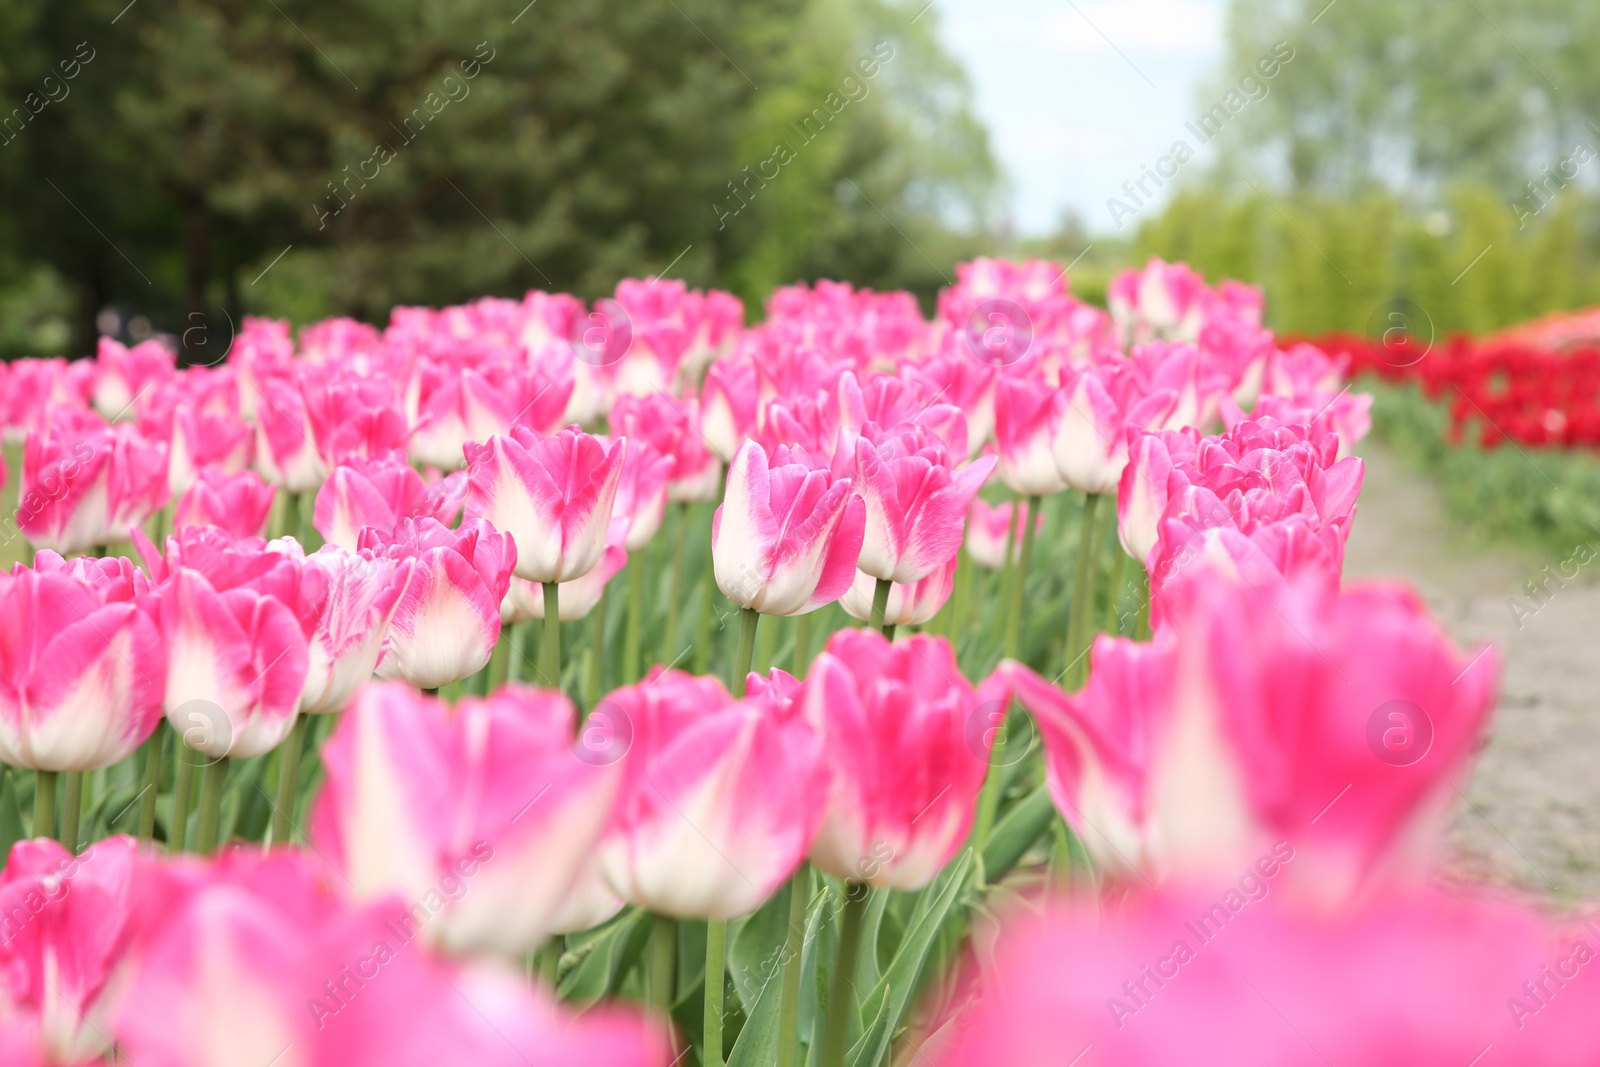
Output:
[0, 0, 998, 359]
[3, 0, 1600, 359]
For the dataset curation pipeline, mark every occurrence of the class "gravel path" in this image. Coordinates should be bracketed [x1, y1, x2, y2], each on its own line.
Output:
[1342, 441, 1600, 904]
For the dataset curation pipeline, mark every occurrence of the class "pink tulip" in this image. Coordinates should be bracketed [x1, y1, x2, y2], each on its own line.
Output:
[933, 890, 1600, 1067]
[166, 404, 254, 497]
[839, 424, 993, 583]
[115, 849, 668, 1067]
[1, 358, 95, 445]
[904, 353, 997, 458]
[546, 860, 627, 936]
[799, 630, 989, 888]
[291, 545, 414, 715]
[611, 392, 721, 502]
[1149, 511, 1345, 629]
[608, 436, 674, 550]
[463, 426, 625, 584]
[964, 497, 1043, 571]
[252, 371, 329, 492]
[712, 440, 865, 616]
[1108, 256, 1208, 346]
[360, 518, 516, 689]
[597, 669, 829, 918]
[311, 683, 621, 954]
[407, 356, 573, 471]
[994, 568, 1500, 903]
[1116, 428, 1201, 563]
[0, 554, 164, 772]
[839, 554, 957, 627]
[0, 836, 139, 1064]
[700, 356, 759, 462]
[174, 468, 276, 540]
[313, 453, 467, 552]
[610, 277, 697, 397]
[993, 378, 1068, 496]
[1052, 357, 1178, 495]
[524, 518, 629, 622]
[93, 337, 176, 421]
[136, 527, 318, 758]
[18, 419, 169, 556]
[832, 370, 970, 459]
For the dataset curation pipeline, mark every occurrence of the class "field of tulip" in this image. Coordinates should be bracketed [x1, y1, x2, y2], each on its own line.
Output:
[0, 255, 1592, 1066]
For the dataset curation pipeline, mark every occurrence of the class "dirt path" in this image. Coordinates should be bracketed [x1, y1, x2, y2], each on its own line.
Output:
[1342, 441, 1600, 905]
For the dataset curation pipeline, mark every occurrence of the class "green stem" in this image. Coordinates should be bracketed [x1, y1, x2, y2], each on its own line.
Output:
[820, 883, 869, 1067]
[693, 544, 718, 675]
[486, 629, 511, 693]
[951, 547, 974, 639]
[971, 700, 1010, 852]
[732, 607, 759, 698]
[136, 723, 165, 843]
[648, 914, 676, 1014]
[661, 503, 689, 666]
[539, 936, 561, 988]
[1136, 568, 1152, 641]
[586, 586, 608, 708]
[868, 576, 892, 634]
[59, 771, 83, 851]
[997, 500, 1022, 643]
[623, 555, 647, 683]
[33, 770, 56, 843]
[540, 583, 561, 689]
[1002, 496, 1042, 660]
[508, 619, 529, 683]
[704, 917, 728, 1067]
[194, 756, 229, 854]
[1064, 493, 1103, 683]
[775, 865, 811, 1067]
[793, 612, 811, 676]
[1103, 539, 1130, 635]
[269, 713, 310, 847]
[1068, 495, 1107, 687]
[170, 742, 195, 851]
[883, 622, 897, 641]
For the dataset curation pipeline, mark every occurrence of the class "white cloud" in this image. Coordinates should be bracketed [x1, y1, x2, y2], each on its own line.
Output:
[1044, 0, 1224, 56]
[1020, 123, 1134, 161]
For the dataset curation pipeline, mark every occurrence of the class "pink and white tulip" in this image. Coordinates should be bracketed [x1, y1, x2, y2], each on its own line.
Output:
[800, 630, 989, 888]
[463, 426, 625, 584]
[711, 440, 865, 616]
[964, 497, 1043, 570]
[993, 378, 1068, 496]
[18, 421, 169, 556]
[607, 436, 674, 550]
[597, 669, 829, 919]
[313, 453, 467, 552]
[291, 545, 414, 715]
[523, 519, 629, 622]
[174, 468, 276, 540]
[611, 392, 721, 502]
[839, 554, 957, 627]
[360, 518, 516, 689]
[92, 338, 175, 422]
[0, 554, 164, 771]
[311, 683, 621, 954]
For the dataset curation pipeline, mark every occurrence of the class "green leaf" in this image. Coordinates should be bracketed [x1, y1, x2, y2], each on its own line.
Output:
[729, 878, 793, 1011]
[981, 784, 1055, 883]
[845, 849, 976, 1067]
[0, 770, 24, 864]
[557, 908, 649, 1010]
[725, 938, 785, 1067]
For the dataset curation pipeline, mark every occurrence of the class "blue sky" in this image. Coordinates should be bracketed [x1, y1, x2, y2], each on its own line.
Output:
[926, 0, 1233, 236]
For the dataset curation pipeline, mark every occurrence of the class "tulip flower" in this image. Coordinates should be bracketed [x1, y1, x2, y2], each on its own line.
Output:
[92, 337, 176, 421]
[799, 630, 988, 888]
[611, 392, 721, 503]
[311, 683, 621, 954]
[1052, 357, 1177, 496]
[287, 545, 414, 715]
[463, 426, 625, 584]
[407, 356, 574, 471]
[964, 497, 1042, 571]
[18, 420, 169, 556]
[166, 405, 254, 498]
[524, 519, 628, 622]
[546, 860, 627, 936]
[0, 554, 164, 771]
[252, 371, 329, 492]
[174, 468, 276, 540]
[1116, 428, 1201, 564]
[358, 518, 515, 690]
[0, 836, 139, 1065]
[1108, 256, 1208, 346]
[313, 453, 467, 552]
[0, 358, 95, 445]
[712, 439, 865, 616]
[993, 378, 1068, 496]
[933, 889, 1600, 1067]
[597, 669, 829, 918]
[608, 436, 675, 551]
[994, 566, 1500, 903]
[840, 424, 994, 584]
[115, 849, 669, 1067]
[700, 356, 759, 462]
[137, 528, 318, 760]
[839, 554, 956, 628]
